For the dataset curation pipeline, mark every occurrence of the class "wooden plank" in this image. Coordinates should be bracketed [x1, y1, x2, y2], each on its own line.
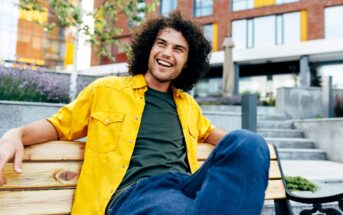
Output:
[269, 161, 281, 179]
[269, 144, 277, 160]
[23, 141, 84, 161]
[1, 162, 81, 190]
[265, 180, 286, 200]
[0, 189, 74, 215]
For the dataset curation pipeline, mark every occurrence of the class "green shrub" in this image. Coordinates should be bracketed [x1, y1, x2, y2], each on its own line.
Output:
[285, 176, 319, 192]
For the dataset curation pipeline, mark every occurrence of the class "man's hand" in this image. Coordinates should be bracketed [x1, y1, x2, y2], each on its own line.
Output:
[0, 128, 25, 185]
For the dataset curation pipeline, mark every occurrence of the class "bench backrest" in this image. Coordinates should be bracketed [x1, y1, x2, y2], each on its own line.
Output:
[0, 141, 286, 214]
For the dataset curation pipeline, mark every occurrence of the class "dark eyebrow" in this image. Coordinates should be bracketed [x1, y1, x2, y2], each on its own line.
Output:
[156, 37, 188, 52]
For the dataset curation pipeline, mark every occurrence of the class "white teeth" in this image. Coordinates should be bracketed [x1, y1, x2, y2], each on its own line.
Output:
[157, 59, 173, 67]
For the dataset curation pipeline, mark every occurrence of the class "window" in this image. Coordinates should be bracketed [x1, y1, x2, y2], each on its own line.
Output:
[203, 23, 218, 51]
[232, 0, 253, 11]
[233, 0, 299, 11]
[325, 6, 343, 39]
[283, 12, 300, 44]
[0, 0, 19, 62]
[232, 20, 247, 49]
[160, 0, 177, 16]
[194, 0, 213, 17]
[254, 15, 275, 48]
[276, 0, 299, 4]
[232, 12, 301, 49]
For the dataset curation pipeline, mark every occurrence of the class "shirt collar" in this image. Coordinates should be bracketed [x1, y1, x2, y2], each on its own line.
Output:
[132, 74, 184, 99]
[132, 74, 147, 89]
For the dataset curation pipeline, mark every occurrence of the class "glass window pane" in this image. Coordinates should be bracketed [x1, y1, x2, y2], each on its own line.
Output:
[325, 6, 343, 39]
[161, 0, 177, 16]
[204, 24, 212, 41]
[247, 19, 254, 48]
[232, 0, 254, 11]
[276, 0, 299, 4]
[232, 19, 247, 49]
[254, 15, 275, 48]
[194, 0, 213, 17]
[283, 12, 300, 44]
[276, 15, 283, 45]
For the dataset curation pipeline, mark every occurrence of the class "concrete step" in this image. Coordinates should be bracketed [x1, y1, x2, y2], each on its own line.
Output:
[258, 114, 288, 121]
[258, 129, 303, 138]
[278, 149, 327, 160]
[258, 120, 293, 129]
[266, 138, 315, 149]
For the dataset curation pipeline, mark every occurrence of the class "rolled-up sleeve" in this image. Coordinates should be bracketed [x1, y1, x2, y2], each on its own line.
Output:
[47, 84, 93, 140]
[192, 101, 215, 143]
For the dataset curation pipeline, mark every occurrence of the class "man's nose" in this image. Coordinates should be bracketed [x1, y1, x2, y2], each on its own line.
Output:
[161, 46, 173, 58]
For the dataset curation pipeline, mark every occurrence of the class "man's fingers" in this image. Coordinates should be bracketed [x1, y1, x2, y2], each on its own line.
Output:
[0, 172, 7, 185]
[13, 149, 23, 174]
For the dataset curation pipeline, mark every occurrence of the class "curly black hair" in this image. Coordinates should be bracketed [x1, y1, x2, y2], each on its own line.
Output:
[128, 10, 212, 91]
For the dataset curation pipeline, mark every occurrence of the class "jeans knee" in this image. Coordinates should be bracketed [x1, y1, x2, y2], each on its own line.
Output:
[219, 129, 270, 168]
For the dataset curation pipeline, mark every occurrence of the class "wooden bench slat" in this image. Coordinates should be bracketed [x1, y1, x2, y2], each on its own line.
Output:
[0, 189, 74, 214]
[23, 141, 84, 161]
[1, 162, 81, 190]
[0, 141, 287, 215]
[265, 180, 286, 200]
[269, 161, 281, 179]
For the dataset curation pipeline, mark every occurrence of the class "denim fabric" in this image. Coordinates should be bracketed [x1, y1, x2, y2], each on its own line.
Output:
[106, 129, 270, 215]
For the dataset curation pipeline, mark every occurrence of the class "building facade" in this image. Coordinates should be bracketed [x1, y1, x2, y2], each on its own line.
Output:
[93, 0, 343, 98]
[0, 0, 73, 70]
[2, 0, 343, 98]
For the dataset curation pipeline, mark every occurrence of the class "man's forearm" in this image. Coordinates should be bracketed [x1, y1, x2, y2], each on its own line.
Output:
[17, 119, 59, 145]
[205, 128, 227, 145]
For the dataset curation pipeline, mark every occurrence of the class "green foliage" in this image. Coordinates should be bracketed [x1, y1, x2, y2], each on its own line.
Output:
[18, 0, 159, 62]
[285, 176, 319, 192]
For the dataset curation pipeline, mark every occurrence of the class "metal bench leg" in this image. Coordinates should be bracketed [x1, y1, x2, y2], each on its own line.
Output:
[274, 199, 294, 215]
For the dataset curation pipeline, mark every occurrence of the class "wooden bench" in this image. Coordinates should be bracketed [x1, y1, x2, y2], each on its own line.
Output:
[0, 141, 342, 214]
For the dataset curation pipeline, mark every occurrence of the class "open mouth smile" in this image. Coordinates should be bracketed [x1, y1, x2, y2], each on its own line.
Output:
[156, 59, 174, 68]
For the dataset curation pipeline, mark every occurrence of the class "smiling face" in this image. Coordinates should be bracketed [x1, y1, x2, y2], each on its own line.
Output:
[144, 27, 189, 92]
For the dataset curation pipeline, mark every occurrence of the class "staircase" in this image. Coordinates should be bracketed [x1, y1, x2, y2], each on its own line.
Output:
[202, 106, 343, 214]
[258, 113, 343, 214]
[258, 115, 327, 161]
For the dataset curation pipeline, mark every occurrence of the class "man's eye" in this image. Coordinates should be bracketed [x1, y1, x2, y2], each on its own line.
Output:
[175, 48, 183, 53]
[157, 41, 165, 46]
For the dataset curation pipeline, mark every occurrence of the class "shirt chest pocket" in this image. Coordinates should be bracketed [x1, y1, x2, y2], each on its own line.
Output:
[88, 112, 125, 153]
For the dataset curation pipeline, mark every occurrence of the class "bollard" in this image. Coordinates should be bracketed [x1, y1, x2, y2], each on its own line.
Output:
[242, 94, 257, 132]
[322, 76, 334, 118]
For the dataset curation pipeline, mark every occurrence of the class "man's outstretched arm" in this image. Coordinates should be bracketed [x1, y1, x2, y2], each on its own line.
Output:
[0, 119, 58, 185]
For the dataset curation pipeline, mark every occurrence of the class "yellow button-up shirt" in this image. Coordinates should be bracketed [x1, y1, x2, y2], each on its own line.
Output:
[48, 74, 214, 215]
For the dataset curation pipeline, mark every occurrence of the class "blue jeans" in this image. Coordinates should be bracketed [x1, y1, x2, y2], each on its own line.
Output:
[106, 130, 270, 215]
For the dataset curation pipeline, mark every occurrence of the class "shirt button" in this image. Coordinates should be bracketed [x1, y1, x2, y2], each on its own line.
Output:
[129, 140, 133, 144]
[105, 118, 109, 123]
[135, 116, 138, 120]
[122, 164, 126, 169]
[140, 96, 143, 99]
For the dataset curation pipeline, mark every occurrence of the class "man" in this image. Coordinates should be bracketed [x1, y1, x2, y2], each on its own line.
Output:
[0, 11, 269, 215]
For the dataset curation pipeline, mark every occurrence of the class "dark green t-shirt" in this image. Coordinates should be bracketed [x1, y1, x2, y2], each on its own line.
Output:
[113, 87, 189, 199]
